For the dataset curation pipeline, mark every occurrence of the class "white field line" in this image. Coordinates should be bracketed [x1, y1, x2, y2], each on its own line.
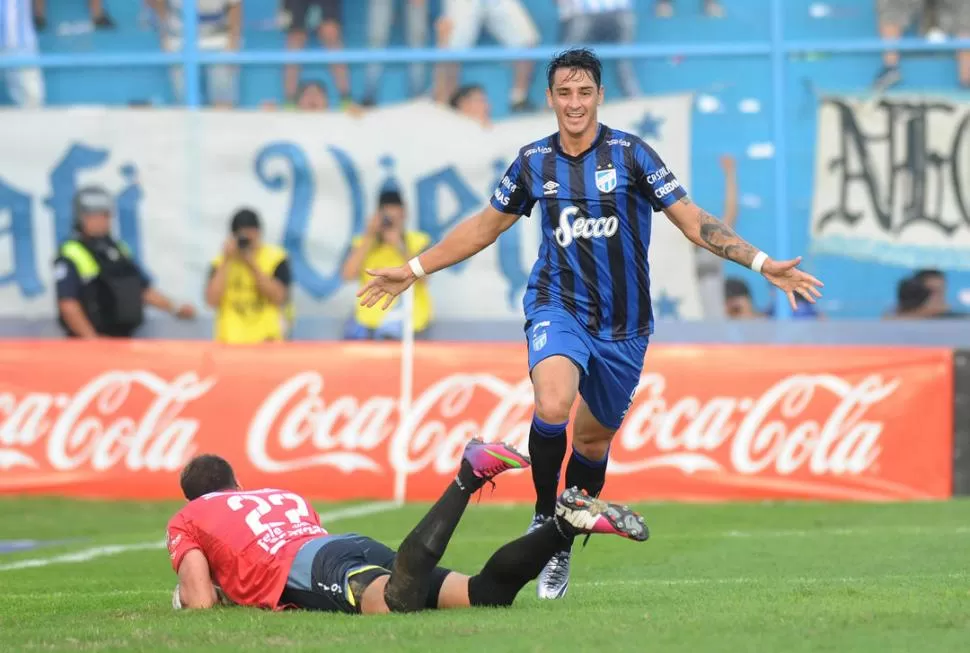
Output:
[0, 501, 403, 573]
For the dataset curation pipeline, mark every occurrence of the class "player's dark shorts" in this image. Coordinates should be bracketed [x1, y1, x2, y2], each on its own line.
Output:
[284, 0, 341, 31]
[526, 306, 648, 431]
[279, 534, 452, 614]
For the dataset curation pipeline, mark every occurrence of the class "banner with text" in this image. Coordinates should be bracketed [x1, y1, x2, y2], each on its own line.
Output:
[0, 342, 952, 502]
[811, 95, 970, 270]
[0, 97, 702, 321]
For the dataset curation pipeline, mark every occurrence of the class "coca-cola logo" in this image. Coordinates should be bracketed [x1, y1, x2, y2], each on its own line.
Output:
[247, 371, 898, 480]
[0, 367, 901, 484]
[0, 371, 213, 472]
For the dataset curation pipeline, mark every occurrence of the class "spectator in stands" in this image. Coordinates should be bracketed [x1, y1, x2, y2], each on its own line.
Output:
[557, 0, 640, 99]
[295, 79, 329, 110]
[888, 274, 935, 318]
[433, 0, 540, 113]
[875, 0, 970, 90]
[1, 0, 44, 107]
[912, 269, 966, 317]
[205, 209, 294, 344]
[55, 187, 195, 339]
[282, 0, 354, 110]
[149, 0, 241, 108]
[341, 188, 433, 340]
[449, 83, 491, 127]
[723, 278, 764, 320]
[655, 0, 724, 19]
[32, 0, 114, 31]
[695, 155, 737, 319]
[364, 0, 429, 106]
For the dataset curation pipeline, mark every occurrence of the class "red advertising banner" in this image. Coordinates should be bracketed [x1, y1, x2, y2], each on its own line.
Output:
[0, 341, 954, 502]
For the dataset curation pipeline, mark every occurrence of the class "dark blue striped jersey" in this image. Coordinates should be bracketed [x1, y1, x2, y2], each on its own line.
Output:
[490, 124, 687, 340]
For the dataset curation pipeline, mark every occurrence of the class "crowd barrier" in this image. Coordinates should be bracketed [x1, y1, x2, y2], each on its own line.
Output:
[0, 340, 961, 503]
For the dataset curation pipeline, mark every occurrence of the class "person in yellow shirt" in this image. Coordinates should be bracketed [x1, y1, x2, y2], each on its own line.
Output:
[205, 209, 293, 344]
[342, 189, 432, 340]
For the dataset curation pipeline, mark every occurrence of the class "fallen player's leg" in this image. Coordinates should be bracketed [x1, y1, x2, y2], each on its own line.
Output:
[420, 486, 649, 610]
[381, 438, 530, 612]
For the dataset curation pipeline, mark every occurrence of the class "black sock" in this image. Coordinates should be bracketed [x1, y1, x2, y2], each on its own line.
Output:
[467, 521, 569, 607]
[528, 415, 568, 517]
[564, 447, 609, 500]
[384, 460, 480, 612]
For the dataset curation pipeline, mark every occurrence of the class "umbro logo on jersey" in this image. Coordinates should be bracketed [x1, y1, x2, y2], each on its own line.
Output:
[543, 181, 559, 195]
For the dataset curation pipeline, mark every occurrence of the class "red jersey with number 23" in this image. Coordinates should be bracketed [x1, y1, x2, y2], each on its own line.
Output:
[166, 488, 328, 610]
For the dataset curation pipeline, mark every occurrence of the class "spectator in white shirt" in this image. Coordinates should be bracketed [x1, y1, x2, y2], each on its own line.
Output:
[434, 0, 540, 114]
[557, 0, 640, 98]
[364, 0, 430, 105]
[1, 0, 44, 106]
[148, 0, 242, 109]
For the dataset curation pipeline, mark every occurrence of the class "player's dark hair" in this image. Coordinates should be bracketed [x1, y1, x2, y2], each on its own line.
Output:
[180, 454, 238, 501]
[546, 48, 602, 89]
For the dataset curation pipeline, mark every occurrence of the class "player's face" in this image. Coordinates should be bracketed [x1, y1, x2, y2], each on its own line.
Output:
[546, 68, 603, 138]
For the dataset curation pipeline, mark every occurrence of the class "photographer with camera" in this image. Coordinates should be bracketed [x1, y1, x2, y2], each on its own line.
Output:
[205, 209, 293, 344]
[341, 189, 433, 340]
[55, 186, 195, 339]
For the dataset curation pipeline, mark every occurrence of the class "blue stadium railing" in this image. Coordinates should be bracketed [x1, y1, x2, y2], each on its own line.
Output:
[1, 0, 969, 320]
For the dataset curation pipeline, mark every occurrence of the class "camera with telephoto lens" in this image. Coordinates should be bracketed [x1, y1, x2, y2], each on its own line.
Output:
[236, 235, 251, 251]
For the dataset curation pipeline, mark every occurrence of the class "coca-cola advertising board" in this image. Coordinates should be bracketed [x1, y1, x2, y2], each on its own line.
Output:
[0, 342, 953, 502]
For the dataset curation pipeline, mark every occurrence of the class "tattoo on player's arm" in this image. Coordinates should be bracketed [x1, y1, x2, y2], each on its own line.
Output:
[678, 197, 759, 266]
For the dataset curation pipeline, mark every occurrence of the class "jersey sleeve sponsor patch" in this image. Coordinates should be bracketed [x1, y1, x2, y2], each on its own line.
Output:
[490, 154, 537, 216]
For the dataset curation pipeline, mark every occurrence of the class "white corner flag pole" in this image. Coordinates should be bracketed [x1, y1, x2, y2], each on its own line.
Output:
[392, 285, 416, 505]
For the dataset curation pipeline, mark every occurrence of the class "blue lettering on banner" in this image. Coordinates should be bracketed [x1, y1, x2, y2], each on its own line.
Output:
[0, 177, 43, 297]
[0, 139, 538, 313]
[416, 166, 480, 273]
[256, 141, 365, 301]
[116, 163, 143, 262]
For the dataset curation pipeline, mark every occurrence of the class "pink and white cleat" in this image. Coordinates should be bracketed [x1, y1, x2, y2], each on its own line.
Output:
[462, 438, 531, 481]
[554, 487, 649, 542]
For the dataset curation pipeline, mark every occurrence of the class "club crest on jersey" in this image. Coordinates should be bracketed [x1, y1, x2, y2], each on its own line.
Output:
[595, 168, 617, 193]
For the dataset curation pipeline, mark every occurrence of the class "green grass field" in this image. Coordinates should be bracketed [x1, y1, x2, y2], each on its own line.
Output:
[0, 496, 968, 652]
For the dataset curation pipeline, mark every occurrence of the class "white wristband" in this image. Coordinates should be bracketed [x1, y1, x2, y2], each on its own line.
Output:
[408, 257, 426, 279]
[750, 251, 768, 274]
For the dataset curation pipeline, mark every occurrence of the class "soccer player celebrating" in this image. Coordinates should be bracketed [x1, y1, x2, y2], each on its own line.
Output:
[167, 439, 647, 613]
[358, 48, 823, 600]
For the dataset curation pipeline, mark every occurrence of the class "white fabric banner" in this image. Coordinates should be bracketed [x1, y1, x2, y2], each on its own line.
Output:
[0, 97, 701, 322]
[811, 95, 970, 270]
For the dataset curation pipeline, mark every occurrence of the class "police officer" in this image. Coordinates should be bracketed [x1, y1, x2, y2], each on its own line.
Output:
[54, 186, 195, 338]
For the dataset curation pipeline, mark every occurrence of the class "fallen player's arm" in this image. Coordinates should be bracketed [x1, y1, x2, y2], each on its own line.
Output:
[412, 205, 520, 276]
[663, 196, 761, 268]
[175, 549, 218, 609]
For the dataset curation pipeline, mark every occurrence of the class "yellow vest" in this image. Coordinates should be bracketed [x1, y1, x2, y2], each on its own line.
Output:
[354, 231, 432, 332]
[212, 244, 291, 344]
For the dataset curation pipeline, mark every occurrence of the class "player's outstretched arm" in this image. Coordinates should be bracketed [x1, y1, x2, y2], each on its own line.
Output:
[357, 205, 520, 309]
[174, 549, 219, 609]
[663, 196, 823, 309]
